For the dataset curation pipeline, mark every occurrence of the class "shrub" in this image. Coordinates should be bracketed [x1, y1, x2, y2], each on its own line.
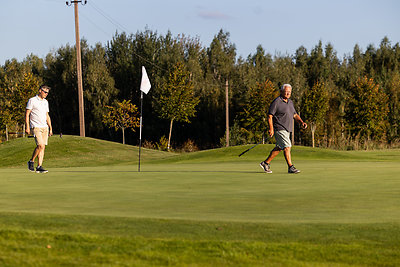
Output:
[181, 139, 198, 152]
[142, 140, 155, 149]
[157, 136, 169, 151]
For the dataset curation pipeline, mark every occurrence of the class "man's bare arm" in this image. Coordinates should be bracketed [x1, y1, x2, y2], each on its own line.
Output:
[46, 113, 53, 136]
[294, 114, 307, 129]
[25, 109, 31, 134]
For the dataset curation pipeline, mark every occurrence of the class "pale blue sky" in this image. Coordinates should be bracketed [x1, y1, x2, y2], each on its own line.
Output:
[1, 0, 399, 65]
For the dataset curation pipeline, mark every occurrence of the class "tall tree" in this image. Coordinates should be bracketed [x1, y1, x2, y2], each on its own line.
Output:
[156, 62, 200, 150]
[301, 82, 329, 147]
[241, 79, 278, 142]
[106, 32, 136, 101]
[44, 44, 79, 135]
[83, 43, 118, 137]
[0, 60, 39, 133]
[202, 30, 237, 145]
[386, 72, 400, 143]
[271, 55, 307, 106]
[345, 77, 389, 142]
[12, 72, 40, 126]
[207, 29, 236, 82]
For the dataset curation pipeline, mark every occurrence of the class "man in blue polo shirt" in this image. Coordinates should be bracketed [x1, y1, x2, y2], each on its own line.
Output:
[260, 84, 307, 174]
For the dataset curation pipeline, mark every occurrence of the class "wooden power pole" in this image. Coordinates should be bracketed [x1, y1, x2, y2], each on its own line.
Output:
[66, 0, 86, 137]
[225, 79, 229, 147]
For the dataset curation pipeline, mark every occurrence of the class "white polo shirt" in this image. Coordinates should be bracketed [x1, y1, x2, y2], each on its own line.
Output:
[26, 95, 49, 128]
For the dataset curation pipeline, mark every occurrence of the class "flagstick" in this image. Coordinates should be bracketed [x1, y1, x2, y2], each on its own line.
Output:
[138, 65, 151, 172]
[138, 91, 143, 172]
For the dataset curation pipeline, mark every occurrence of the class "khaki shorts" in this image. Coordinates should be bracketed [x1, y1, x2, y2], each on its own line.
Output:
[33, 127, 49, 146]
[274, 130, 292, 149]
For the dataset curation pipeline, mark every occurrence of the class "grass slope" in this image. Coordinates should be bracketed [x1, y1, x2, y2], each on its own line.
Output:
[162, 143, 400, 163]
[1, 136, 400, 266]
[0, 135, 175, 168]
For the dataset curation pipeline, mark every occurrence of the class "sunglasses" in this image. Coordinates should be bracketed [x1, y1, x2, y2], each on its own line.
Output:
[41, 89, 49, 94]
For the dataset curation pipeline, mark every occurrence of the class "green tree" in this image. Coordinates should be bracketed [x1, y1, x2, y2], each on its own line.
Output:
[0, 82, 13, 131]
[200, 30, 237, 145]
[0, 72, 39, 132]
[0, 57, 44, 137]
[241, 80, 278, 142]
[44, 44, 78, 134]
[386, 72, 400, 143]
[270, 55, 307, 107]
[106, 32, 136, 101]
[102, 100, 140, 144]
[301, 82, 329, 147]
[238, 45, 273, 114]
[83, 43, 118, 136]
[345, 77, 389, 142]
[157, 62, 200, 150]
[13, 72, 40, 125]
[207, 29, 236, 82]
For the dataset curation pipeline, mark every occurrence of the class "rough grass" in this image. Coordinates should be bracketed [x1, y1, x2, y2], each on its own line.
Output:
[0, 213, 399, 266]
[1, 136, 400, 266]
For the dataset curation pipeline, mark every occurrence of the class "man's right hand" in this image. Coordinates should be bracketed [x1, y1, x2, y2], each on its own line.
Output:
[25, 128, 30, 135]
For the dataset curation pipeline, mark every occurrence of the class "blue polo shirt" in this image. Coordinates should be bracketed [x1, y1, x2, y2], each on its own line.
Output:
[268, 96, 297, 133]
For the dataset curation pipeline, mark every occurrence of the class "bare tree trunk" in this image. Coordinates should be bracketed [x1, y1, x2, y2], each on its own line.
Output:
[122, 127, 125, 145]
[16, 123, 19, 138]
[311, 123, 316, 148]
[262, 117, 266, 144]
[5, 125, 8, 141]
[168, 119, 174, 151]
[292, 119, 295, 145]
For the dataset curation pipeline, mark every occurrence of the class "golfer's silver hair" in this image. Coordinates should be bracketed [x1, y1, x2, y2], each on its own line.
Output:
[281, 84, 292, 91]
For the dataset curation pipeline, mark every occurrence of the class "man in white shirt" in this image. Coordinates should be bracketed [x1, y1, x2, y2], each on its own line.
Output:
[25, 85, 53, 173]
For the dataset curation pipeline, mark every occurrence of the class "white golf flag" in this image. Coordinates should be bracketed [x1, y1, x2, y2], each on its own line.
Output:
[140, 66, 151, 94]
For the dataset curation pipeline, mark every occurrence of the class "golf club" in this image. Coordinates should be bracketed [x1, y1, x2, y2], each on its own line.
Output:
[238, 130, 268, 157]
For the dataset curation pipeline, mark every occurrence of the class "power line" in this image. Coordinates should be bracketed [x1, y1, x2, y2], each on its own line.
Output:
[74, 2, 227, 87]
[84, 2, 168, 72]
[80, 12, 111, 37]
[88, 1, 130, 33]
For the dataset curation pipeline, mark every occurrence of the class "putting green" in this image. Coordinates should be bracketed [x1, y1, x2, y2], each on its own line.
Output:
[1, 137, 400, 266]
[1, 159, 399, 223]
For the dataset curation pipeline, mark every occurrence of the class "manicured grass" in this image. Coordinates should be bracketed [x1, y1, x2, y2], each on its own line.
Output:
[0, 135, 175, 168]
[1, 136, 400, 265]
[1, 160, 399, 223]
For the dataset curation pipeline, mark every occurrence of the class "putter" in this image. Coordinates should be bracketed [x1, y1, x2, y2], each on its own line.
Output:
[238, 130, 268, 157]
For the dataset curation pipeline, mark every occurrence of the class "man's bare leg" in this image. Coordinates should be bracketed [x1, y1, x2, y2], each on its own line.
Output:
[37, 144, 45, 166]
[265, 147, 281, 164]
[31, 146, 40, 163]
[283, 147, 293, 167]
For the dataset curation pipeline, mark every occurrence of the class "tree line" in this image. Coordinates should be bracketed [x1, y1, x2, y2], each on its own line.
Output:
[1, 29, 399, 150]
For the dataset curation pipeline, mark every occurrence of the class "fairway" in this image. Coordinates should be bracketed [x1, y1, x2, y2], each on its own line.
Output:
[1, 136, 400, 266]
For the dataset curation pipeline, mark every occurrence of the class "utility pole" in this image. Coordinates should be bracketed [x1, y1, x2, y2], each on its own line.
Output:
[225, 79, 229, 147]
[66, 0, 86, 137]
